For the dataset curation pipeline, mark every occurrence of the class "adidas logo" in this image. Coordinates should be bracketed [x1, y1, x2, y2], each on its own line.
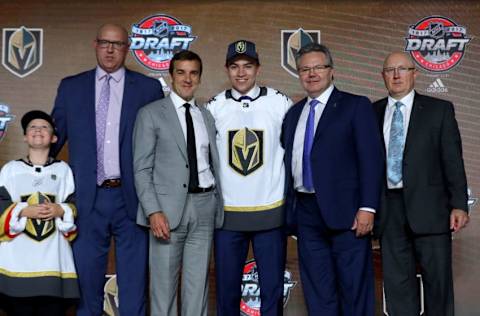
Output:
[426, 78, 448, 93]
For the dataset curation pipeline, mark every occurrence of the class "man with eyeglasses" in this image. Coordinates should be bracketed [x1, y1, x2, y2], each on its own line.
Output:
[373, 52, 469, 316]
[51, 23, 164, 316]
[282, 42, 383, 315]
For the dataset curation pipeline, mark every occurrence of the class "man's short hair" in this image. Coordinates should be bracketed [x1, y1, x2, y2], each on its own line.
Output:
[169, 50, 203, 76]
[295, 43, 334, 69]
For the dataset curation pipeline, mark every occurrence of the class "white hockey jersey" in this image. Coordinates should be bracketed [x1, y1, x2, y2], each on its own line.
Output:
[0, 159, 79, 298]
[207, 86, 292, 231]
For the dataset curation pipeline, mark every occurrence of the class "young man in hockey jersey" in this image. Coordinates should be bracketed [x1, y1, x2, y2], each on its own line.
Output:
[207, 40, 292, 316]
[0, 110, 78, 316]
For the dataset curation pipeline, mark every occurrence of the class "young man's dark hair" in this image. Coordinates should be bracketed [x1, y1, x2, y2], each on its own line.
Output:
[169, 50, 203, 76]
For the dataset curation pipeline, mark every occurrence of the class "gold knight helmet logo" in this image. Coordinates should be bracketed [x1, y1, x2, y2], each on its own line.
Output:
[228, 128, 263, 176]
[235, 41, 247, 54]
[2, 26, 43, 78]
[24, 192, 56, 241]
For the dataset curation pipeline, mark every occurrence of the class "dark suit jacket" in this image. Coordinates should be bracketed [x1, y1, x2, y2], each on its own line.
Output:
[283, 87, 384, 232]
[51, 68, 164, 220]
[373, 92, 468, 236]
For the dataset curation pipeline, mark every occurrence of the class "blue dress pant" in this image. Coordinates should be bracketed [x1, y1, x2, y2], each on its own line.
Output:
[73, 187, 148, 316]
[214, 227, 286, 316]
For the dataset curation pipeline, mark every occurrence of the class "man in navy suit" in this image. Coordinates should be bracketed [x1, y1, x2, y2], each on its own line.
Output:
[282, 43, 383, 315]
[51, 24, 164, 316]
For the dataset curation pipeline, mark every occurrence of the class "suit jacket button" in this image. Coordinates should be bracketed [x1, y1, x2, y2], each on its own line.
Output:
[186, 164, 189, 168]
[183, 184, 187, 188]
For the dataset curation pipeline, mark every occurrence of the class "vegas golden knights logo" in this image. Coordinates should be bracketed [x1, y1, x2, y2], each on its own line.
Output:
[2, 26, 43, 78]
[228, 128, 263, 176]
[22, 192, 56, 241]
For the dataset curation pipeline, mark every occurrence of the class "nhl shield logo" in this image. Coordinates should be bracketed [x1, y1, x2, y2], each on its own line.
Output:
[130, 14, 197, 72]
[405, 16, 471, 72]
[281, 28, 320, 78]
[240, 259, 297, 316]
[228, 128, 264, 176]
[2, 26, 43, 78]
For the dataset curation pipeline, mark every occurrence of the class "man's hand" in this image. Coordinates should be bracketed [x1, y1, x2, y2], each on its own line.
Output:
[19, 205, 48, 219]
[351, 210, 374, 237]
[42, 203, 65, 220]
[149, 212, 170, 240]
[20, 203, 64, 220]
[450, 208, 469, 233]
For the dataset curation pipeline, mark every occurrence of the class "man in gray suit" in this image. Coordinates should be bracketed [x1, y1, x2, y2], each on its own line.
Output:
[133, 50, 223, 316]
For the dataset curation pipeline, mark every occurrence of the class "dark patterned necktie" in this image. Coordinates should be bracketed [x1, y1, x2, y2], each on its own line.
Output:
[184, 103, 199, 190]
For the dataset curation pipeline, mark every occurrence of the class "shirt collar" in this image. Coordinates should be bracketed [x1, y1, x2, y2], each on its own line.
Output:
[170, 90, 197, 109]
[96, 66, 125, 83]
[307, 84, 334, 106]
[387, 89, 415, 109]
[231, 85, 260, 100]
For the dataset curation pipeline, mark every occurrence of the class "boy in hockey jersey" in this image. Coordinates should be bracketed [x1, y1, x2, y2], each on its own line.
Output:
[0, 110, 78, 316]
[207, 40, 292, 316]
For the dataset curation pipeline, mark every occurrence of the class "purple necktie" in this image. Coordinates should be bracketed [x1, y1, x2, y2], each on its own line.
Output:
[303, 99, 320, 191]
[96, 74, 111, 185]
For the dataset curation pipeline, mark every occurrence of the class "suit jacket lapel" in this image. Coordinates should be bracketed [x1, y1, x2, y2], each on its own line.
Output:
[403, 92, 424, 157]
[313, 87, 341, 142]
[286, 98, 307, 152]
[119, 69, 134, 143]
[377, 99, 388, 151]
[162, 97, 188, 160]
[85, 70, 97, 154]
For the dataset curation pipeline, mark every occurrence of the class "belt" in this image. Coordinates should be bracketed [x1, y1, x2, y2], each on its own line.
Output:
[188, 186, 214, 194]
[98, 178, 122, 188]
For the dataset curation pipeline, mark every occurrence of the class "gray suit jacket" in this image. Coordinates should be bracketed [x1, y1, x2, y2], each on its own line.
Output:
[133, 96, 224, 230]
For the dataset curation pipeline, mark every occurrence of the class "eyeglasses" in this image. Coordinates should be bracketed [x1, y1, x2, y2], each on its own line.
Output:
[96, 39, 127, 50]
[298, 64, 332, 75]
[383, 67, 415, 75]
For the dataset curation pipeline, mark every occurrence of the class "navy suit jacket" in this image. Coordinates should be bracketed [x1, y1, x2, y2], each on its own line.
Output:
[282, 87, 384, 232]
[51, 68, 164, 220]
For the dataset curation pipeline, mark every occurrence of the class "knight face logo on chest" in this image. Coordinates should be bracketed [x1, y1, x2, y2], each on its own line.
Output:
[228, 128, 264, 176]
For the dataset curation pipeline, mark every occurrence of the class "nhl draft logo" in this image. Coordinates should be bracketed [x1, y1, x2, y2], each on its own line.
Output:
[405, 16, 471, 72]
[240, 259, 296, 316]
[281, 28, 320, 78]
[0, 104, 15, 142]
[130, 14, 197, 72]
[2, 26, 43, 78]
[228, 128, 264, 176]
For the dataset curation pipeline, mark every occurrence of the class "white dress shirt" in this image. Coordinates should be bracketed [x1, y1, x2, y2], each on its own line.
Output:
[292, 84, 333, 192]
[383, 90, 415, 189]
[170, 91, 215, 188]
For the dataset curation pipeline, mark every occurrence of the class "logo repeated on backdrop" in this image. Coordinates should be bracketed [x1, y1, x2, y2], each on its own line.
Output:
[240, 259, 297, 316]
[0, 104, 15, 142]
[2, 26, 43, 78]
[468, 188, 478, 213]
[228, 128, 264, 176]
[130, 14, 197, 72]
[281, 28, 320, 78]
[405, 16, 470, 72]
[103, 274, 119, 316]
[426, 78, 448, 93]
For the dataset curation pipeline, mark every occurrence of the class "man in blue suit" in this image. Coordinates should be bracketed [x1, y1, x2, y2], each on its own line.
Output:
[51, 24, 164, 316]
[282, 43, 383, 315]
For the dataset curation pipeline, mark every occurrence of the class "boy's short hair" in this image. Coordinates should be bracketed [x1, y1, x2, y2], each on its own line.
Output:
[21, 110, 56, 135]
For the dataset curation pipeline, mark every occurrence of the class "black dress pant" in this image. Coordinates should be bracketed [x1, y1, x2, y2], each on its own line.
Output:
[380, 189, 453, 316]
